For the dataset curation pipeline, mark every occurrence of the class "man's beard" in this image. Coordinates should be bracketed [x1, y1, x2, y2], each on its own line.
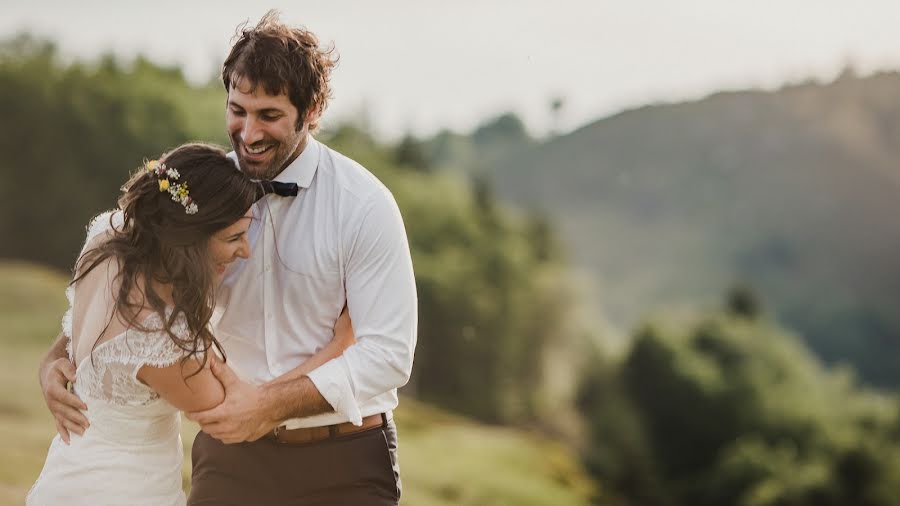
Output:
[231, 132, 303, 180]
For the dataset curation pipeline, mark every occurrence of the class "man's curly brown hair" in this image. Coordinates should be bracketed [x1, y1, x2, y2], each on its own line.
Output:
[222, 10, 338, 132]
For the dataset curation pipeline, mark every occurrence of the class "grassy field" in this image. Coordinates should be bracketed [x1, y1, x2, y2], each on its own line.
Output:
[0, 261, 597, 505]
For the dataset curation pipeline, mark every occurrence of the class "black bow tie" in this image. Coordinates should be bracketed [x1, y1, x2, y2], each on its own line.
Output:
[263, 181, 299, 197]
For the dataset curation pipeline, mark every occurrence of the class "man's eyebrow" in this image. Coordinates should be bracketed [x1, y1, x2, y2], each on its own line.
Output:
[227, 102, 284, 116]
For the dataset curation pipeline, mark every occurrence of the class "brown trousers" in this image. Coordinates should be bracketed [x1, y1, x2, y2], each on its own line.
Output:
[188, 420, 401, 505]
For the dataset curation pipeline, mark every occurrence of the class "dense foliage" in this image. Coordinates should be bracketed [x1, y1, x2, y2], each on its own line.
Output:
[579, 294, 900, 506]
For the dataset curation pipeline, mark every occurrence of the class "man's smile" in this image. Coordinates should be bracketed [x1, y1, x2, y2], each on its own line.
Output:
[241, 142, 275, 161]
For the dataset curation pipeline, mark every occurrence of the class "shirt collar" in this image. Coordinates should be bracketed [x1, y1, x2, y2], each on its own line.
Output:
[273, 135, 320, 189]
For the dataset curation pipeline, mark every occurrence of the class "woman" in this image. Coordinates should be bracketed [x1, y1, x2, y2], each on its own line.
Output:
[27, 143, 354, 505]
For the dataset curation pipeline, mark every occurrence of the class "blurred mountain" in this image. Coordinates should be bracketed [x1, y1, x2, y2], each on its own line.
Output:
[428, 70, 900, 387]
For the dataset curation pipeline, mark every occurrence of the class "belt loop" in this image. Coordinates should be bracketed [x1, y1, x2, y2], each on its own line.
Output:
[328, 424, 338, 438]
[381, 412, 388, 428]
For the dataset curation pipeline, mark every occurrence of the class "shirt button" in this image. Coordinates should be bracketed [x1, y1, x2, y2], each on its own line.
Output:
[265, 264, 271, 272]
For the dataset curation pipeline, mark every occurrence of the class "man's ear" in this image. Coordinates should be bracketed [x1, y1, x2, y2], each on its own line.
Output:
[305, 104, 321, 126]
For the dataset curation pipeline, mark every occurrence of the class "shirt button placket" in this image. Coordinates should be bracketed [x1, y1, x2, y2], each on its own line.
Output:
[263, 209, 276, 373]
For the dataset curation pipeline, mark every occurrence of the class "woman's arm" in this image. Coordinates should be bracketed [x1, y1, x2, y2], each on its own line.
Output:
[137, 353, 225, 412]
[269, 306, 355, 387]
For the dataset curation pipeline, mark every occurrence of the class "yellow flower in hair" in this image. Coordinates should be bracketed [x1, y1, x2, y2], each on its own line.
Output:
[159, 178, 170, 192]
[146, 159, 159, 172]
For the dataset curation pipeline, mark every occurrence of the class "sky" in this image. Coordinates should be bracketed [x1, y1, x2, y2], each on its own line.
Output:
[4, 0, 900, 140]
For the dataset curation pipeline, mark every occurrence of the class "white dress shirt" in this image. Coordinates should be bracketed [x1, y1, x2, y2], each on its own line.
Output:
[213, 137, 417, 428]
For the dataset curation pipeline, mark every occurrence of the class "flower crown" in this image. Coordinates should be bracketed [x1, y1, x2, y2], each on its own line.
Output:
[145, 160, 198, 215]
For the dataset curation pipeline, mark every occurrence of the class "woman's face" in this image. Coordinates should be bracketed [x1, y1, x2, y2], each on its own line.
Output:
[209, 207, 254, 279]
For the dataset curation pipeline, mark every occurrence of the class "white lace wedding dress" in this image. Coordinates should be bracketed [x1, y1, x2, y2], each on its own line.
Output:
[27, 211, 189, 506]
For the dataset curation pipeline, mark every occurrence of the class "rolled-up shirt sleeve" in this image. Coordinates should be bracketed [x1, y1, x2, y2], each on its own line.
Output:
[306, 186, 417, 425]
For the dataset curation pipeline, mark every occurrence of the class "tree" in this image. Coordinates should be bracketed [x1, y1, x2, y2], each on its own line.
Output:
[393, 133, 431, 171]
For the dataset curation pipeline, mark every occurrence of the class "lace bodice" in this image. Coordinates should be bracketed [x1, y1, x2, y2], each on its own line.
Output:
[74, 311, 190, 406]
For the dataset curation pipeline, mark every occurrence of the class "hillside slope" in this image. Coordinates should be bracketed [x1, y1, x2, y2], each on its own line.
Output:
[480, 72, 900, 385]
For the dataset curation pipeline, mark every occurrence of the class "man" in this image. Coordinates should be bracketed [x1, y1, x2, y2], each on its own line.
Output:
[39, 11, 417, 505]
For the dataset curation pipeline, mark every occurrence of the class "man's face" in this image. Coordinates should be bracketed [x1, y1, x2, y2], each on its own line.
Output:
[226, 80, 307, 179]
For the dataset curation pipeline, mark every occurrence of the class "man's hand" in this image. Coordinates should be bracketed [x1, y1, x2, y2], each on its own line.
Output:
[185, 360, 279, 444]
[40, 357, 88, 444]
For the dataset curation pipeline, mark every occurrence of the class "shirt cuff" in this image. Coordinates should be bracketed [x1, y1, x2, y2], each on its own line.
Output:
[306, 356, 363, 426]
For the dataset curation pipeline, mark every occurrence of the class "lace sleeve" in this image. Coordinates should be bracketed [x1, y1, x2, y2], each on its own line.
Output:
[119, 311, 194, 374]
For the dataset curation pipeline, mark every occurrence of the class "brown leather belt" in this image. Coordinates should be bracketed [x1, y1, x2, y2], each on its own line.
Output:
[267, 412, 390, 445]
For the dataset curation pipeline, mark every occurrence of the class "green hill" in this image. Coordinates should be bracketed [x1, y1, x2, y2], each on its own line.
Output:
[461, 71, 900, 387]
[0, 261, 597, 505]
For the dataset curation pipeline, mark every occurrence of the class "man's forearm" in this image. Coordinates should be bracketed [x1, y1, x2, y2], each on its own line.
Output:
[261, 375, 333, 422]
[39, 332, 69, 384]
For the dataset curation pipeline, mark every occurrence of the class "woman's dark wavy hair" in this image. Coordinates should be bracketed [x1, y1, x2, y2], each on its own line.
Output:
[222, 9, 338, 132]
[73, 143, 263, 373]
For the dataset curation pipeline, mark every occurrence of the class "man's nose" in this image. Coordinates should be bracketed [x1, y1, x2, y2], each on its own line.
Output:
[240, 116, 264, 145]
